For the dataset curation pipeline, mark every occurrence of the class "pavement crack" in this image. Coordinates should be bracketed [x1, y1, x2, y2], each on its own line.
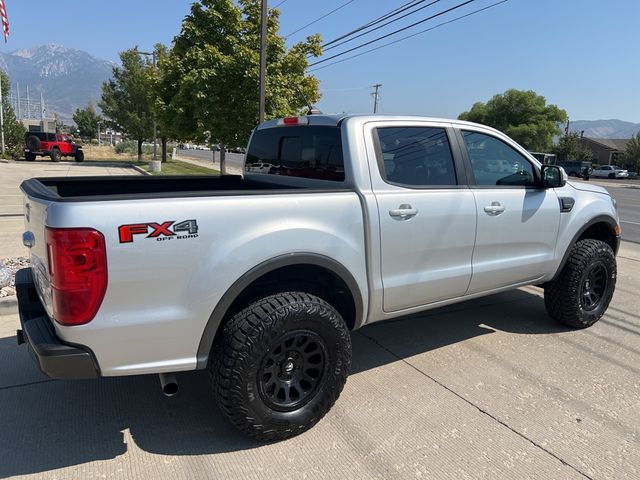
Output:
[0, 379, 55, 391]
[357, 330, 596, 480]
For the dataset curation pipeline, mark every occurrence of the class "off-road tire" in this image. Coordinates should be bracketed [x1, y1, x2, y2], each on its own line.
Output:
[25, 152, 36, 161]
[608, 173, 615, 179]
[50, 148, 61, 162]
[26, 136, 41, 151]
[544, 239, 616, 328]
[74, 149, 84, 162]
[210, 292, 351, 441]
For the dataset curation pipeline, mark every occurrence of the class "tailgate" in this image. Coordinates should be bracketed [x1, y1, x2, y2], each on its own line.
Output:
[22, 192, 54, 318]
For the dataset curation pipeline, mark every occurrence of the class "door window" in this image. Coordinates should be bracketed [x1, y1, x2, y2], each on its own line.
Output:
[375, 127, 457, 187]
[462, 131, 536, 187]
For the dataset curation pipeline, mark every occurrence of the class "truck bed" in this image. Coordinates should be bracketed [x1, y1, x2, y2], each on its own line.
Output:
[21, 175, 348, 202]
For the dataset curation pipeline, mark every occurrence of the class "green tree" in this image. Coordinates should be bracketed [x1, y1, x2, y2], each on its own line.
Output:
[624, 131, 640, 171]
[458, 89, 568, 151]
[158, 0, 322, 149]
[0, 70, 26, 159]
[73, 100, 103, 139]
[552, 132, 594, 161]
[99, 49, 154, 161]
[149, 43, 174, 161]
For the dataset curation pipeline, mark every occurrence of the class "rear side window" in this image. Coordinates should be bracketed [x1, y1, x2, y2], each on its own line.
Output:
[375, 127, 457, 187]
[246, 126, 344, 181]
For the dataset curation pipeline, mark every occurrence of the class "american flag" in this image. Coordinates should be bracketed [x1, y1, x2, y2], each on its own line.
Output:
[0, 0, 8, 43]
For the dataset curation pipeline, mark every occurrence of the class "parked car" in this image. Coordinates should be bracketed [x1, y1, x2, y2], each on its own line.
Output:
[557, 160, 592, 178]
[591, 165, 629, 178]
[24, 132, 84, 162]
[16, 114, 620, 441]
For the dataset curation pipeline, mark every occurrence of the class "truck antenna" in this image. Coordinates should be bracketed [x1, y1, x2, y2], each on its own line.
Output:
[293, 84, 321, 115]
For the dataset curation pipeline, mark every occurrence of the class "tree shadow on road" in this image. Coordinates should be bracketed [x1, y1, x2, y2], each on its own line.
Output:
[0, 289, 572, 478]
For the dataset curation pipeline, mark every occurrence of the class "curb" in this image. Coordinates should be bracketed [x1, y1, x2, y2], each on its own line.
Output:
[130, 164, 151, 176]
[0, 159, 9, 164]
[0, 296, 18, 316]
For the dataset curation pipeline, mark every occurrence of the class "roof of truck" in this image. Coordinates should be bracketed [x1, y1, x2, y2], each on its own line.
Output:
[257, 114, 497, 132]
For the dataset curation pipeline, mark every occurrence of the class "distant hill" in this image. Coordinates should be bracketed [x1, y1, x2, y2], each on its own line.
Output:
[569, 119, 640, 139]
[0, 44, 115, 122]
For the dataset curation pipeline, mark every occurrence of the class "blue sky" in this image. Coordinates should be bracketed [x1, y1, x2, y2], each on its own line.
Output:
[2, 0, 639, 122]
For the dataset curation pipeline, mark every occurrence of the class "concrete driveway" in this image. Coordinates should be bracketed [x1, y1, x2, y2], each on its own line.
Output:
[0, 160, 638, 479]
[0, 160, 140, 258]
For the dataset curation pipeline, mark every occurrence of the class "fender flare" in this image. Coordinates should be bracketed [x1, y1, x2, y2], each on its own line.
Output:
[195, 253, 365, 369]
[551, 215, 620, 280]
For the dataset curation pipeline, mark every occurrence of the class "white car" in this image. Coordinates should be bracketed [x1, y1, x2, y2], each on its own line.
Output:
[591, 165, 629, 178]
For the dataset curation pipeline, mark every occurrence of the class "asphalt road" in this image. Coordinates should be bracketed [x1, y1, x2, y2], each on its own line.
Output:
[599, 183, 640, 244]
[177, 148, 245, 169]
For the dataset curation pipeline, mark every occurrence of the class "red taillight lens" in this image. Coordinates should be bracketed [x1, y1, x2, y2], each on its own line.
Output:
[46, 227, 107, 326]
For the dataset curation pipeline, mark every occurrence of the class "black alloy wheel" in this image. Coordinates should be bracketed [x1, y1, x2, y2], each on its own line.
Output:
[580, 262, 608, 312]
[258, 330, 327, 411]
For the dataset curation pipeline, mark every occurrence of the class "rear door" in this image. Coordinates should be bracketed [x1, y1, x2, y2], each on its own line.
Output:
[369, 122, 477, 312]
[457, 128, 560, 293]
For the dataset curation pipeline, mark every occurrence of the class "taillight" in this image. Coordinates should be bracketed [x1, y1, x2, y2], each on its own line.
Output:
[45, 227, 107, 326]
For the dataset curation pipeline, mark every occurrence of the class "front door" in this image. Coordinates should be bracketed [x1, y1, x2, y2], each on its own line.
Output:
[459, 129, 561, 294]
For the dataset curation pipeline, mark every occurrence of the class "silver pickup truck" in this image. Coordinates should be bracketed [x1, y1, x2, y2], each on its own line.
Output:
[16, 115, 620, 440]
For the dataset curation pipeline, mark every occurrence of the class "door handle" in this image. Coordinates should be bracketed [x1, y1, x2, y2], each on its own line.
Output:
[389, 204, 418, 220]
[483, 202, 505, 216]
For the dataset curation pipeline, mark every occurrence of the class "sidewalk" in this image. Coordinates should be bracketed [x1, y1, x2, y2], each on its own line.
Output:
[0, 160, 140, 258]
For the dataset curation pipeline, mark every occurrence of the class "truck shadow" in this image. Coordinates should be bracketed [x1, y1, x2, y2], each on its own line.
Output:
[0, 289, 571, 478]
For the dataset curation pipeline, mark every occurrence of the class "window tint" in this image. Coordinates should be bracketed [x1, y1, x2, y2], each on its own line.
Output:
[245, 126, 344, 181]
[375, 127, 457, 187]
[462, 131, 536, 186]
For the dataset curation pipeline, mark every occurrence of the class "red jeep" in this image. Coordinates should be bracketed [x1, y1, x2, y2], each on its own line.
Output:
[24, 132, 84, 162]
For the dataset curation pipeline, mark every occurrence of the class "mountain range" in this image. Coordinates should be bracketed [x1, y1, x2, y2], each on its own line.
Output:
[568, 119, 640, 140]
[0, 44, 114, 122]
[0, 44, 639, 138]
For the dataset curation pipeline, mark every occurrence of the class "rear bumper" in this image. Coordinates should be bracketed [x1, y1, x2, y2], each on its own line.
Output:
[15, 268, 100, 379]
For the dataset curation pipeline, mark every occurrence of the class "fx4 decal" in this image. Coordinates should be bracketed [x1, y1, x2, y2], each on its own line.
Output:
[119, 220, 199, 243]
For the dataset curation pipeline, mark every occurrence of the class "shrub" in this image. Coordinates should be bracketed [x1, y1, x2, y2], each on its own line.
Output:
[115, 140, 137, 154]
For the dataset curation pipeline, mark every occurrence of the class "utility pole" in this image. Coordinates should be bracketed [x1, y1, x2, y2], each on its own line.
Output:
[372, 83, 382, 114]
[258, 0, 268, 124]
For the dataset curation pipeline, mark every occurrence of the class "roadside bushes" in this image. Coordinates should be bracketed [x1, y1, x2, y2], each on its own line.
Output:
[114, 141, 156, 155]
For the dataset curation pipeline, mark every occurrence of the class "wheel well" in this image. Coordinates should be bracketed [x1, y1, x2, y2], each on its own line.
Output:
[226, 264, 357, 331]
[577, 222, 617, 252]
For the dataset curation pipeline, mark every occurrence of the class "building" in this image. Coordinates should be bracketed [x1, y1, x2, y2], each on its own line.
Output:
[579, 137, 629, 166]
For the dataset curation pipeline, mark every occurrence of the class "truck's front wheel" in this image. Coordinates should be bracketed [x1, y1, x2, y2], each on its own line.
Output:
[210, 292, 351, 441]
[544, 239, 616, 328]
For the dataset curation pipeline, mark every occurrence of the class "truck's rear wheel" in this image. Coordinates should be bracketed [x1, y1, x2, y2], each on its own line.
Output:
[74, 149, 84, 162]
[25, 152, 36, 161]
[544, 239, 616, 328]
[50, 149, 61, 162]
[210, 292, 351, 441]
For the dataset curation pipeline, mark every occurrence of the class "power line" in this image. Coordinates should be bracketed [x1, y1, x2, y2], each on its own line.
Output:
[310, 0, 477, 67]
[272, 0, 289, 9]
[323, 0, 426, 48]
[284, 0, 358, 39]
[323, 0, 443, 53]
[309, 0, 509, 72]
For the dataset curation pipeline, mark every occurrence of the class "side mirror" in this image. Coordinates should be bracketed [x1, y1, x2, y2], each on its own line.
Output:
[541, 165, 566, 188]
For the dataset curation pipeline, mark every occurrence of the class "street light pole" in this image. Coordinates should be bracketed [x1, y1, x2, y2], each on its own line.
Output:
[97, 121, 101, 146]
[139, 50, 157, 161]
[258, 0, 268, 124]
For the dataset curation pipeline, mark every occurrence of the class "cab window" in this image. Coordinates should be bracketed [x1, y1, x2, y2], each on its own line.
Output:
[375, 127, 457, 187]
[462, 131, 536, 187]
